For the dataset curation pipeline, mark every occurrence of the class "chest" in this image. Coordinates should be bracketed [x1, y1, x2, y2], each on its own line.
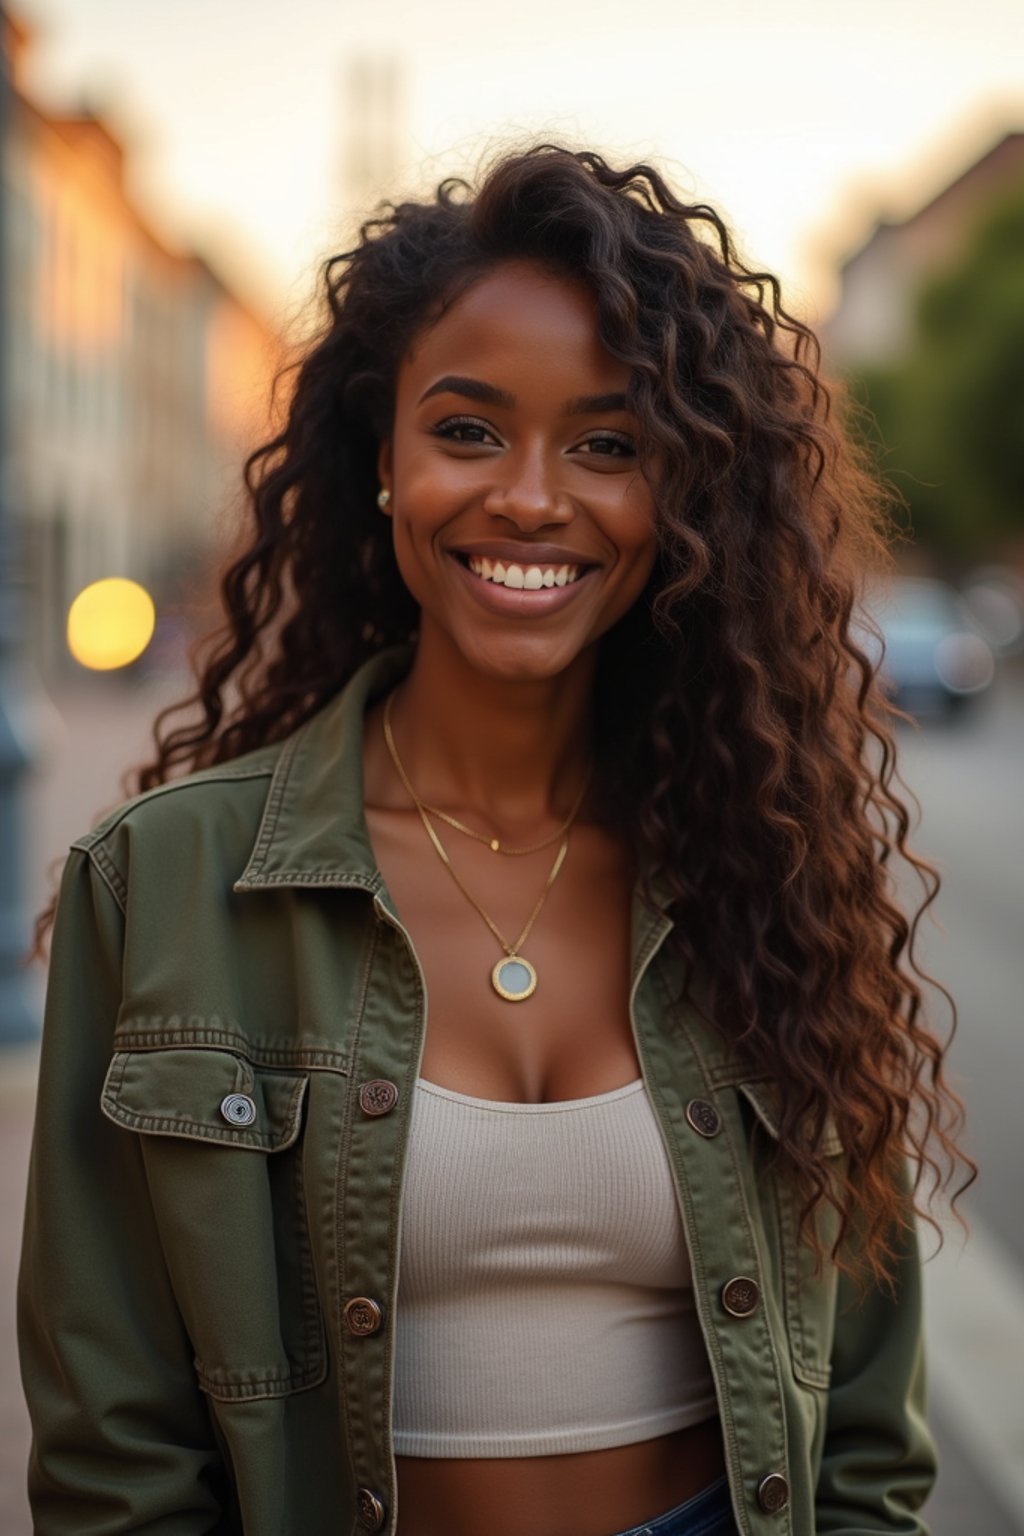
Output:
[364, 810, 640, 1103]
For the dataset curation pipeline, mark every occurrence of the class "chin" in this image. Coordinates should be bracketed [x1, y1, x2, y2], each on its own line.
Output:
[455, 629, 591, 685]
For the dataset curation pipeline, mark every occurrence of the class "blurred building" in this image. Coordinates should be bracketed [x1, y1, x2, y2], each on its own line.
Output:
[1, 8, 282, 679]
[822, 130, 1024, 370]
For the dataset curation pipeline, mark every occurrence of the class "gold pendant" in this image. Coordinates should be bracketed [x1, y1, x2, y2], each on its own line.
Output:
[491, 955, 537, 1002]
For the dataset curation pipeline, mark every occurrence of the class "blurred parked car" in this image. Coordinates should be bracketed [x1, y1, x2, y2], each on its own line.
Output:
[855, 577, 996, 719]
[961, 565, 1024, 658]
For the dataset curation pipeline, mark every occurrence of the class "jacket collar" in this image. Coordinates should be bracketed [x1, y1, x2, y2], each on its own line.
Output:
[233, 645, 415, 893]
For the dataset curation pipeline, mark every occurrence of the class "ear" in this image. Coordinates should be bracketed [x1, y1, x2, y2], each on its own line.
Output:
[377, 441, 393, 515]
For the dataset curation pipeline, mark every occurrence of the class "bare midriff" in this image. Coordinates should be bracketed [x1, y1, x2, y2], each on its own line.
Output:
[395, 1416, 726, 1536]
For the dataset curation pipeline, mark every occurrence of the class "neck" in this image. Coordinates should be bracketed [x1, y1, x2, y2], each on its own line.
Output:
[387, 628, 596, 825]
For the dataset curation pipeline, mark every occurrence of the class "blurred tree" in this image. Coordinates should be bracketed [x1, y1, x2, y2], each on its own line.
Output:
[851, 187, 1024, 561]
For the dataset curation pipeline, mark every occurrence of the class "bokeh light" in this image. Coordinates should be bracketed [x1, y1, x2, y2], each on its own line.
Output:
[66, 578, 156, 671]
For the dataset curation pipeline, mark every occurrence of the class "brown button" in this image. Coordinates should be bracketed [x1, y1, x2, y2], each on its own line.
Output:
[359, 1079, 399, 1116]
[356, 1486, 386, 1530]
[757, 1473, 789, 1513]
[343, 1297, 383, 1336]
[685, 1098, 721, 1138]
[721, 1276, 761, 1317]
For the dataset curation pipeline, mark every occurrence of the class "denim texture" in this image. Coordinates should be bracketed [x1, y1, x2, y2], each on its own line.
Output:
[612, 1476, 737, 1536]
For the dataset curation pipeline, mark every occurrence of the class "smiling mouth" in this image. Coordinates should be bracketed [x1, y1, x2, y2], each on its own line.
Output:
[455, 553, 587, 590]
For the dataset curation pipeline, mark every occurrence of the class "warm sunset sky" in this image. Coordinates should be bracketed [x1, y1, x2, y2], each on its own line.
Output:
[16, 0, 1024, 326]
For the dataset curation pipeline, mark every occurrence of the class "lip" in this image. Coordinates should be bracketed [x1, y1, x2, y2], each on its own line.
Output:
[447, 540, 600, 568]
[447, 551, 597, 616]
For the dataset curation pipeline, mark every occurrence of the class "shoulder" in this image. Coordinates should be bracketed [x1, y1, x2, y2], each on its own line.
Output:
[74, 738, 285, 853]
[70, 740, 286, 913]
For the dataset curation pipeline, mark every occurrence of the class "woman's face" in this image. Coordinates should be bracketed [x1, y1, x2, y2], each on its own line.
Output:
[379, 259, 658, 684]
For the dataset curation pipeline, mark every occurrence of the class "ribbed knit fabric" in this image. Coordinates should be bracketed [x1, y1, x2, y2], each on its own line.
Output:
[391, 1076, 717, 1458]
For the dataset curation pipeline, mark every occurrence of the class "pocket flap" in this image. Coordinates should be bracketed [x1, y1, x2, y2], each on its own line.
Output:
[101, 1048, 308, 1151]
[738, 1080, 843, 1159]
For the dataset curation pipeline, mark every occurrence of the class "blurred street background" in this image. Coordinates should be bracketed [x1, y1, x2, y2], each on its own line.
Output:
[1, 1, 1023, 1531]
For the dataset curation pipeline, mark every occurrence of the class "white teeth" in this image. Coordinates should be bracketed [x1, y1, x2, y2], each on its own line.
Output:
[464, 555, 584, 589]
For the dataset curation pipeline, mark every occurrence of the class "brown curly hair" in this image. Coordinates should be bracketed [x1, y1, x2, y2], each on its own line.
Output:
[36, 144, 971, 1283]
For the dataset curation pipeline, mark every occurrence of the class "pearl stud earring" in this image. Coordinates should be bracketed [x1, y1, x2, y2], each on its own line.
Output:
[377, 489, 391, 511]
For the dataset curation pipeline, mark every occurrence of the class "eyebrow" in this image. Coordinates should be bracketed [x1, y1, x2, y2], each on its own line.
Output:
[417, 375, 630, 416]
[562, 390, 630, 415]
[418, 375, 514, 409]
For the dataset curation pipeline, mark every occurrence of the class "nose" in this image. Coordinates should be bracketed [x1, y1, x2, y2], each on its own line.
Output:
[482, 446, 572, 530]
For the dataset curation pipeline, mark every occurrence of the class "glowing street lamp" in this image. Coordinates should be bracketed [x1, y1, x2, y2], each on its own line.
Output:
[67, 578, 156, 671]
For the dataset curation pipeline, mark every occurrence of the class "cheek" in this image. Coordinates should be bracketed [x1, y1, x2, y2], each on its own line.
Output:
[614, 478, 659, 566]
[389, 497, 454, 610]
[390, 515, 428, 594]
[391, 447, 466, 544]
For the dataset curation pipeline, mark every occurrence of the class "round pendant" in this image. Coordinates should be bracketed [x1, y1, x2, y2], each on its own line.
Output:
[491, 955, 537, 1002]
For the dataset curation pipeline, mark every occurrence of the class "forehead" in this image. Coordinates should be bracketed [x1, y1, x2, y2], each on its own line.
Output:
[399, 260, 631, 391]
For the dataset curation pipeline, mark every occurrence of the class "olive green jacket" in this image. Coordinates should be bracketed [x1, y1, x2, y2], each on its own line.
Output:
[18, 647, 936, 1535]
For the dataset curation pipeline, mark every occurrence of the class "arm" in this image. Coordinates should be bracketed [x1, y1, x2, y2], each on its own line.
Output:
[816, 1167, 938, 1534]
[17, 849, 228, 1534]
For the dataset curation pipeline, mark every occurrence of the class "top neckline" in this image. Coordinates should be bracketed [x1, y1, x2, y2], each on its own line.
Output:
[414, 1077, 645, 1113]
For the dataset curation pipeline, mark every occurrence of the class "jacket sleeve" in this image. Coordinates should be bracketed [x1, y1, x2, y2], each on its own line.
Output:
[815, 1164, 938, 1534]
[17, 847, 228, 1535]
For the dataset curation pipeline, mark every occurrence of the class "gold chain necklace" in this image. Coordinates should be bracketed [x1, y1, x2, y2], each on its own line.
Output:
[385, 696, 590, 856]
[382, 691, 586, 1001]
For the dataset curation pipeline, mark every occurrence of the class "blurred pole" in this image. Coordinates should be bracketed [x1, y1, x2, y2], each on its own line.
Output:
[0, 4, 37, 1043]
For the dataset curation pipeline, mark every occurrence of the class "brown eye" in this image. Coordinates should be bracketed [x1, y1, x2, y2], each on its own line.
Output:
[579, 434, 635, 458]
[431, 416, 499, 445]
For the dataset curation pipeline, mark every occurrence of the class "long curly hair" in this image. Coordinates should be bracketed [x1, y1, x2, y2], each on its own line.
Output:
[37, 144, 971, 1282]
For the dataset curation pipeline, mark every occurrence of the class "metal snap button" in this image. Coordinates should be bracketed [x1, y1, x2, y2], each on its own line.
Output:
[756, 1473, 789, 1513]
[356, 1486, 387, 1530]
[721, 1276, 761, 1317]
[343, 1297, 383, 1336]
[219, 1093, 257, 1127]
[685, 1098, 721, 1138]
[359, 1079, 399, 1117]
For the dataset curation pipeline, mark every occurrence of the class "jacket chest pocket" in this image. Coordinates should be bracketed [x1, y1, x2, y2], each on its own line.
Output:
[738, 1080, 843, 1392]
[101, 1047, 327, 1402]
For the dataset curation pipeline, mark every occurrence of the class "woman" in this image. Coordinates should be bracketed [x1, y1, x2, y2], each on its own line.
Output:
[20, 146, 970, 1536]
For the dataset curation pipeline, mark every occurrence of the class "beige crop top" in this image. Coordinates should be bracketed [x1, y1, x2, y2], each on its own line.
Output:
[391, 1076, 717, 1457]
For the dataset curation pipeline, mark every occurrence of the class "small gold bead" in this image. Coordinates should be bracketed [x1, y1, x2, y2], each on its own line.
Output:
[490, 838, 500, 852]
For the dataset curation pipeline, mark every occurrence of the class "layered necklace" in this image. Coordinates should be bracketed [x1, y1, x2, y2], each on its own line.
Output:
[382, 691, 590, 1002]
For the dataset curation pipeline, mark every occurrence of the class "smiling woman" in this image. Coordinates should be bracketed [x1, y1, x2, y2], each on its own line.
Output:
[22, 146, 971, 1536]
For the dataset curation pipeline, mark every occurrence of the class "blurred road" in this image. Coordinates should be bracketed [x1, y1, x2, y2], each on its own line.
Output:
[892, 671, 1024, 1531]
[1, 662, 1022, 1533]
[895, 681, 1024, 1269]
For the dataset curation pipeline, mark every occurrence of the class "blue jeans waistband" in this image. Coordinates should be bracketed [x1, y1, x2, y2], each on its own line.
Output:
[609, 1476, 736, 1536]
